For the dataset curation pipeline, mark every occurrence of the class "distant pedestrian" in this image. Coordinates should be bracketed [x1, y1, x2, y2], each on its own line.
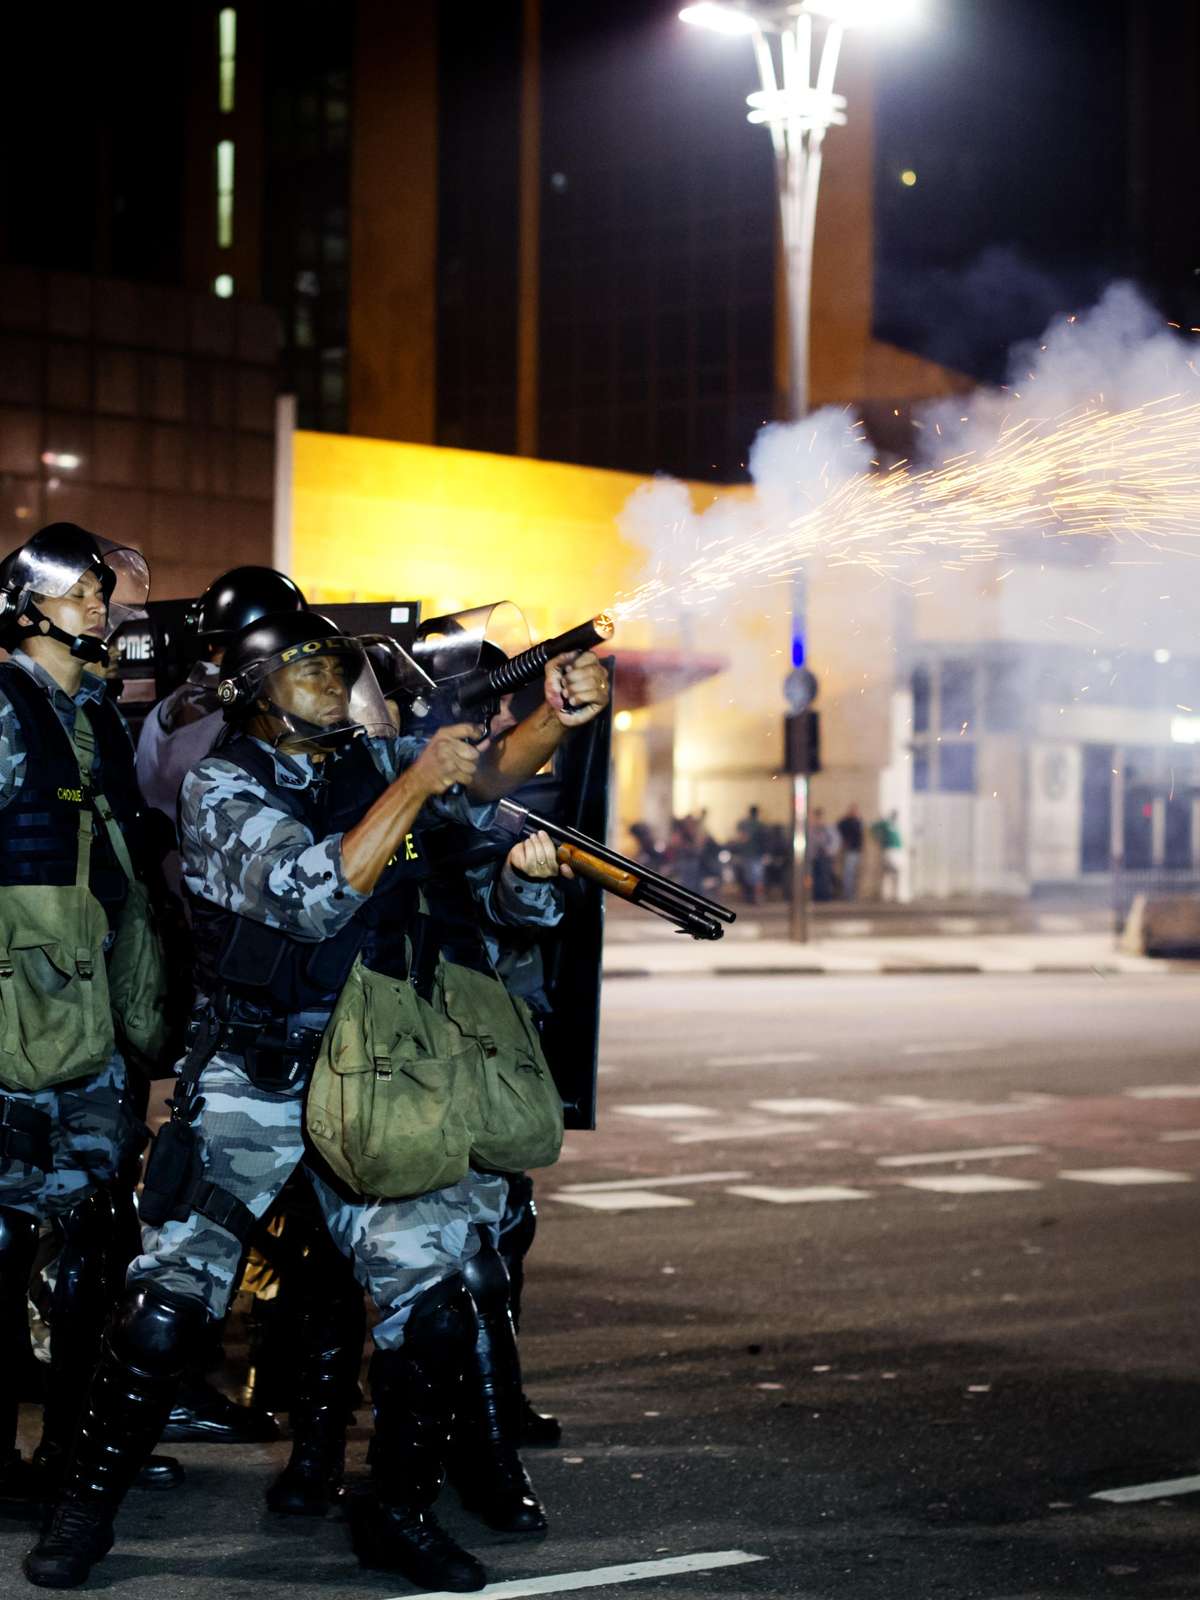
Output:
[734, 804, 768, 905]
[871, 809, 903, 901]
[837, 803, 864, 901]
[810, 808, 837, 902]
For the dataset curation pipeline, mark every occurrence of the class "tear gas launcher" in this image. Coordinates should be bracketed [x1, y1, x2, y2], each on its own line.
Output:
[403, 609, 616, 735]
[494, 797, 737, 942]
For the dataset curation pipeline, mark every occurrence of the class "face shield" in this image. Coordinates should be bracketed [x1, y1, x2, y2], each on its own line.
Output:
[246, 636, 398, 755]
[411, 601, 531, 686]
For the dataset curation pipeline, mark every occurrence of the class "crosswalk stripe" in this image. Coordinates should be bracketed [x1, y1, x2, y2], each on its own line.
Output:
[557, 1171, 749, 1194]
[878, 1144, 1041, 1168]
[708, 1051, 819, 1066]
[899, 1175, 1042, 1194]
[613, 1103, 718, 1119]
[1058, 1167, 1192, 1186]
[727, 1184, 872, 1204]
[392, 1549, 769, 1599]
[1092, 1474, 1200, 1505]
[750, 1097, 857, 1115]
[549, 1191, 695, 1212]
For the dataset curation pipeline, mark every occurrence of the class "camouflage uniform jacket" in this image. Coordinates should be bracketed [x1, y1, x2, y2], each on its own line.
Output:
[0, 648, 128, 809]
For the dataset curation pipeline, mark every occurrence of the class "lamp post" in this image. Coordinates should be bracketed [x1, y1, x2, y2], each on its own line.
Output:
[680, 0, 918, 938]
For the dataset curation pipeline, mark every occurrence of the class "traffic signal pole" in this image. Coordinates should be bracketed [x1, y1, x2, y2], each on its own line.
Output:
[790, 773, 809, 943]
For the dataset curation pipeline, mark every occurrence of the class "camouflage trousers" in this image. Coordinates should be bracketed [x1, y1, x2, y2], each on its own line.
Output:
[0, 1055, 146, 1221]
[131, 1051, 504, 1349]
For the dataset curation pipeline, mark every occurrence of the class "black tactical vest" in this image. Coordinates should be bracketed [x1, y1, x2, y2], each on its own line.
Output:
[188, 735, 431, 1018]
[0, 662, 141, 924]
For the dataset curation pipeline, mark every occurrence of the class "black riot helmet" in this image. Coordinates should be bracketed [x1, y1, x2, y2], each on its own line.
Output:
[217, 610, 394, 752]
[0, 522, 150, 664]
[186, 566, 307, 647]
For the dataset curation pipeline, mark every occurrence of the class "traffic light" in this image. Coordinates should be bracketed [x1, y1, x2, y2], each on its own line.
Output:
[783, 709, 820, 775]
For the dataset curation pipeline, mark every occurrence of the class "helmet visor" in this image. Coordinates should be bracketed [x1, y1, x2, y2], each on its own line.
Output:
[21, 534, 149, 638]
[412, 601, 530, 684]
[246, 636, 396, 751]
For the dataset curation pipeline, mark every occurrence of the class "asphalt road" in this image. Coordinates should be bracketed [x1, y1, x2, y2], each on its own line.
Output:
[5, 973, 1200, 1600]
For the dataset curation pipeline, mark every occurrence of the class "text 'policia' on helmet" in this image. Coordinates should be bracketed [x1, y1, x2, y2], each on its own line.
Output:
[0, 522, 151, 664]
[217, 610, 396, 751]
[185, 566, 307, 645]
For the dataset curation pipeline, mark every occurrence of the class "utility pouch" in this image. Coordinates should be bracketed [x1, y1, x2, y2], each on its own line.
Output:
[138, 1108, 204, 1228]
[107, 874, 171, 1076]
[137, 1011, 216, 1228]
[306, 957, 472, 1201]
[0, 885, 114, 1093]
[437, 960, 564, 1175]
[0, 1094, 54, 1173]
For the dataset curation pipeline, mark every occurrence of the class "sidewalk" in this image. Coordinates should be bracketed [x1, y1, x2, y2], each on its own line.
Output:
[603, 929, 1188, 978]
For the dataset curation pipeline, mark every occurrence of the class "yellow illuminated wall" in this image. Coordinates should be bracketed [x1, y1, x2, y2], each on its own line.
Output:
[291, 431, 692, 647]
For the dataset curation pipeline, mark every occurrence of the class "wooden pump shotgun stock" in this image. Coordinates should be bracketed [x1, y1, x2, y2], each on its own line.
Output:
[494, 799, 736, 941]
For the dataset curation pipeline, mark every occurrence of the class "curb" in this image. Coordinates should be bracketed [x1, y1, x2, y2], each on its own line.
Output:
[603, 963, 1162, 980]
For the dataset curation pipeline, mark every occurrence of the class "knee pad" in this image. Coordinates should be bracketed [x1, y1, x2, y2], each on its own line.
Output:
[0, 1204, 39, 1286]
[402, 1274, 473, 1359]
[461, 1235, 511, 1316]
[497, 1174, 537, 1267]
[54, 1187, 118, 1314]
[109, 1282, 211, 1379]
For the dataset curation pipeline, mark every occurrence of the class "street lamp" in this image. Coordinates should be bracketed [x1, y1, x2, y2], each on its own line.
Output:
[680, 0, 920, 938]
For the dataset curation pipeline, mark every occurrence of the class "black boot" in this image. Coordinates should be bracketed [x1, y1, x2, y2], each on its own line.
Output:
[23, 1283, 208, 1589]
[164, 1368, 280, 1444]
[348, 1277, 485, 1593]
[266, 1252, 365, 1515]
[453, 1238, 547, 1536]
[31, 1190, 183, 1494]
[498, 1176, 561, 1450]
[0, 1205, 41, 1503]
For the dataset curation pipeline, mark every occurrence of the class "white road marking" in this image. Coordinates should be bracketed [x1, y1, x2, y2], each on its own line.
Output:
[1092, 1474, 1200, 1504]
[1159, 1129, 1200, 1142]
[900, 1042, 986, 1056]
[1124, 1084, 1200, 1099]
[613, 1103, 718, 1119]
[728, 1184, 872, 1204]
[708, 1051, 819, 1067]
[917, 1093, 1062, 1122]
[877, 1144, 1041, 1168]
[899, 1175, 1042, 1194]
[396, 1548, 768, 1599]
[750, 1097, 857, 1115]
[1058, 1167, 1193, 1186]
[557, 1171, 750, 1194]
[549, 1191, 695, 1212]
[671, 1120, 818, 1144]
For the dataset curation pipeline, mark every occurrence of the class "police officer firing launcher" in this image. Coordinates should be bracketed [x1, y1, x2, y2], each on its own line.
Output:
[25, 608, 609, 1594]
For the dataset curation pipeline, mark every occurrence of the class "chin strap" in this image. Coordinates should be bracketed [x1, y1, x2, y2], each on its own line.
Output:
[25, 603, 107, 664]
[265, 704, 364, 755]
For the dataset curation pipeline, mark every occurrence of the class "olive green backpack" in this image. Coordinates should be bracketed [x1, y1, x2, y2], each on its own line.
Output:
[306, 958, 475, 1200]
[0, 709, 169, 1091]
[306, 951, 564, 1201]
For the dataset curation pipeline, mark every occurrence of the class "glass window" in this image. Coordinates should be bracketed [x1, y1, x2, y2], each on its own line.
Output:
[216, 141, 235, 248]
[912, 665, 931, 734]
[913, 747, 931, 792]
[983, 658, 1019, 732]
[218, 9, 237, 113]
[939, 659, 974, 733]
[939, 743, 976, 793]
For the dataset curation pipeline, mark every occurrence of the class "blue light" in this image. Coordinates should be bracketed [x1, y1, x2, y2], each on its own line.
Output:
[791, 631, 806, 669]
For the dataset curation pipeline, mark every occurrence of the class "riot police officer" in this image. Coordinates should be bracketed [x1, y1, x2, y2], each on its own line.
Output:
[0, 524, 176, 1503]
[25, 610, 609, 1592]
[134, 565, 309, 1449]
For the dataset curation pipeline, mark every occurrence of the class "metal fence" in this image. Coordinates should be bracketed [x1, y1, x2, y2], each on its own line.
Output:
[1112, 865, 1200, 934]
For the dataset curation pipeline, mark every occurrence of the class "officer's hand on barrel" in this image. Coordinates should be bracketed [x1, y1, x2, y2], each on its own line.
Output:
[508, 830, 574, 880]
[411, 723, 484, 794]
[543, 650, 609, 727]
